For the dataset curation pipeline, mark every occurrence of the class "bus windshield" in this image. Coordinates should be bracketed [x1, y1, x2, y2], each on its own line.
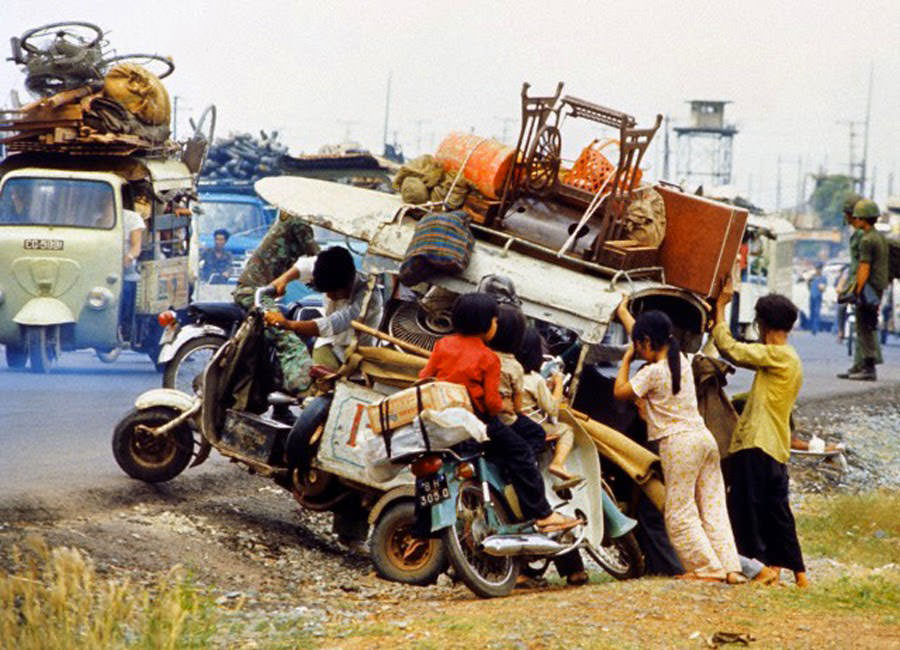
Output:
[0, 177, 116, 228]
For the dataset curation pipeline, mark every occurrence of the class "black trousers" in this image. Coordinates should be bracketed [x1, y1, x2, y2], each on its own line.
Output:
[484, 416, 552, 520]
[725, 448, 805, 573]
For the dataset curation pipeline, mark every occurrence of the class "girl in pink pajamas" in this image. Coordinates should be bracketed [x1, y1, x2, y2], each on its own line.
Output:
[613, 301, 743, 583]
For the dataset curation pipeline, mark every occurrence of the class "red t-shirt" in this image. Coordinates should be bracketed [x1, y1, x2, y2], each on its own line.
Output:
[419, 334, 502, 416]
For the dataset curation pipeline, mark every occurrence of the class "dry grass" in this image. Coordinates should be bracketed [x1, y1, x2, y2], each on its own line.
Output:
[0, 536, 218, 650]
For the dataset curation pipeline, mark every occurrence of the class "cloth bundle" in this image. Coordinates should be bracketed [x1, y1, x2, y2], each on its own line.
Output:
[399, 210, 475, 286]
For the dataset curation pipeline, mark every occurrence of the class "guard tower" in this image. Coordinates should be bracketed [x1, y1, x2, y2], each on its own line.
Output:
[674, 100, 737, 189]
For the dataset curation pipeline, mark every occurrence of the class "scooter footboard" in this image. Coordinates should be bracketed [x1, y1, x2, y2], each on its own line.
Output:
[542, 426, 605, 548]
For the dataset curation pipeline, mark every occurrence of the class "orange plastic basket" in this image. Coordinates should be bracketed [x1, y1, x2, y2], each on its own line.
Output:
[563, 138, 642, 194]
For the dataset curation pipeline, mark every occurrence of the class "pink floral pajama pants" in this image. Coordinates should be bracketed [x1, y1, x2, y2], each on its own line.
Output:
[658, 428, 741, 577]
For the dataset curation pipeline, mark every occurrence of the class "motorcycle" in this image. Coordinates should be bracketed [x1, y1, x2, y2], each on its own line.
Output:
[401, 429, 642, 598]
[114, 283, 451, 586]
[156, 294, 322, 393]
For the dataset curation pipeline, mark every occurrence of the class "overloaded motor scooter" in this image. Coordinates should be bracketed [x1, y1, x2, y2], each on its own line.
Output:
[393, 419, 642, 598]
[113, 283, 454, 585]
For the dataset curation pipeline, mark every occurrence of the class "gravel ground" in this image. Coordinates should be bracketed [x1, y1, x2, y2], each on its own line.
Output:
[2, 384, 899, 647]
[790, 383, 900, 493]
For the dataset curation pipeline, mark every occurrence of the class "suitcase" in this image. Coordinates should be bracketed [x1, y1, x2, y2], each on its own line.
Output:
[655, 186, 748, 297]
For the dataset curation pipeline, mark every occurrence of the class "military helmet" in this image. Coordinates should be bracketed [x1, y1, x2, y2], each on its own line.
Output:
[852, 199, 880, 220]
[842, 192, 863, 214]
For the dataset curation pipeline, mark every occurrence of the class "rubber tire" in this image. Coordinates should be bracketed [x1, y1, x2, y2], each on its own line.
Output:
[585, 531, 644, 580]
[27, 326, 56, 373]
[443, 482, 519, 598]
[162, 335, 226, 393]
[371, 500, 447, 585]
[5, 344, 27, 368]
[112, 406, 194, 483]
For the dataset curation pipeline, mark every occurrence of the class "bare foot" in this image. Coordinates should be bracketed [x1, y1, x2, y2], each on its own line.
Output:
[548, 464, 575, 481]
[726, 572, 748, 584]
[535, 511, 581, 532]
[752, 566, 779, 585]
[795, 571, 809, 588]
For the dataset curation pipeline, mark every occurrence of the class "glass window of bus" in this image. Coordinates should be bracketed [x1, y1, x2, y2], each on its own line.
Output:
[0, 177, 116, 229]
[196, 201, 266, 239]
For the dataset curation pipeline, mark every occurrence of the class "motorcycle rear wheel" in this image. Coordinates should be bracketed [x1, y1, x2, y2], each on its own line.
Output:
[112, 406, 194, 483]
[371, 500, 447, 585]
[443, 481, 519, 598]
[162, 335, 226, 394]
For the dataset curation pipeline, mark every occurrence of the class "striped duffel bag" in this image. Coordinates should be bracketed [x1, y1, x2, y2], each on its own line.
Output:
[399, 209, 475, 286]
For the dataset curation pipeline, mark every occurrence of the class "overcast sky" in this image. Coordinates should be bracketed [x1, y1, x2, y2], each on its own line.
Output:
[1, 0, 898, 211]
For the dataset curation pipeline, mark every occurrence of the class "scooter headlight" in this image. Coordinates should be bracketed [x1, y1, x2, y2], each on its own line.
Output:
[87, 287, 113, 310]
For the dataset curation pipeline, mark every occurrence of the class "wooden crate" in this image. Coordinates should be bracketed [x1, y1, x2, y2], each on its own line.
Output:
[594, 239, 659, 270]
[655, 186, 748, 297]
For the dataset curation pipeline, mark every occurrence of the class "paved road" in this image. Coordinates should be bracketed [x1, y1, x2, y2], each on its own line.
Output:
[0, 349, 229, 503]
[1, 332, 897, 503]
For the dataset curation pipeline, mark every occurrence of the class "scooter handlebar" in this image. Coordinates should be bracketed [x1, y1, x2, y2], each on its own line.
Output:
[254, 285, 277, 308]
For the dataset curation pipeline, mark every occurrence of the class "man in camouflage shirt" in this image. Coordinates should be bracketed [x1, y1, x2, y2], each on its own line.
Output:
[234, 213, 319, 394]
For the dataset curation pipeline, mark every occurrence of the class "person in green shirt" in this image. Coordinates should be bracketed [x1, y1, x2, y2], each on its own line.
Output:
[712, 279, 808, 588]
[839, 199, 888, 381]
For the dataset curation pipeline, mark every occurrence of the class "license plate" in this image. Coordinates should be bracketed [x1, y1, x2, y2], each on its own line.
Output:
[23, 238, 63, 251]
[415, 474, 450, 508]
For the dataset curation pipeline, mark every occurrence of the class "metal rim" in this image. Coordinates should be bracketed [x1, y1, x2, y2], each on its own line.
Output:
[525, 125, 561, 193]
[384, 518, 436, 572]
[129, 427, 178, 469]
[450, 483, 516, 587]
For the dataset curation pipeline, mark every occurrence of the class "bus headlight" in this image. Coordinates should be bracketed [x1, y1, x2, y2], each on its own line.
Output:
[87, 287, 114, 310]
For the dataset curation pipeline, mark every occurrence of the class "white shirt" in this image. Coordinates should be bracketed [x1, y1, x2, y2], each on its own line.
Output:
[292, 255, 383, 360]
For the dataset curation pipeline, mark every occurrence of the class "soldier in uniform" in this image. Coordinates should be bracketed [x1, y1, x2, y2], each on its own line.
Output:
[836, 193, 869, 373]
[234, 213, 319, 394]
[839, 199, 889, 381]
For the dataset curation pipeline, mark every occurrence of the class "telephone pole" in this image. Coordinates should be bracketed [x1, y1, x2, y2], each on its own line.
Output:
[663, 115, 671, 179]
[382, 71, 392, 152]
[860, 64, 873, 195]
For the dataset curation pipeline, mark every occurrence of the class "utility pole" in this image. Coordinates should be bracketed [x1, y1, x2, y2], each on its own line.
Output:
[662, 115, 671, 179]
[172, 95, 179, 140]
[795, 156, 804, 216]
[337, 120, 359, 143]
[870, 166, 877, 200]
[413, 119, 430, 155]
[838, 119, 865, 192]
[776, 155, 782, 212]
[382, 71, 392, 153]
[860, 63, 873, 195]
[493, 117, 515, 145]
[888, 171, 894, 197]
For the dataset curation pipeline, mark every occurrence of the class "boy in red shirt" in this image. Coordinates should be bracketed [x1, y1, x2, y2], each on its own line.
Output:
[420, 293, 578, 532]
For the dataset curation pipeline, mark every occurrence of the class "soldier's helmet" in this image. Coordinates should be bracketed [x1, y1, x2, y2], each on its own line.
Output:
[842, 192, 863, 215]
[852, 199, 880, 220]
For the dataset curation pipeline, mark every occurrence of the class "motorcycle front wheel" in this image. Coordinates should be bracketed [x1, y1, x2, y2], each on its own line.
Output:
[442, 481, 519, 598]
[112, 406, 194, 483]
[162, 335, 226, 393]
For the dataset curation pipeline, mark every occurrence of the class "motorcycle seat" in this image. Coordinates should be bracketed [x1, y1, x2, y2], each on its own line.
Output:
[188, 301, 246, 323]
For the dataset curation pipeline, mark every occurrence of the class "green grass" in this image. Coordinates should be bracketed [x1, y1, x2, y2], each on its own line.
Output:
[795, 491, 900, 567]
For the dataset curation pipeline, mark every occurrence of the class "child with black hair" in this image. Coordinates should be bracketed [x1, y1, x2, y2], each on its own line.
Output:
[419, 293, 579, 533]
[516, 327, 583, 488]
[265, 246, 384, 370]
[613, 299, 743, 583]
[713, 279, 808, 587]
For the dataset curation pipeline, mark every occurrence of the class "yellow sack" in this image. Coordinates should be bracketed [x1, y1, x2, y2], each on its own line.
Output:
[103, 63, 171, 126]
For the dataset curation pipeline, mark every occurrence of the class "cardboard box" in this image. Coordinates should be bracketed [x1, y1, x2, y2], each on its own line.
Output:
[655, 186, 748, 297]
[367, 381, 472, 435]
